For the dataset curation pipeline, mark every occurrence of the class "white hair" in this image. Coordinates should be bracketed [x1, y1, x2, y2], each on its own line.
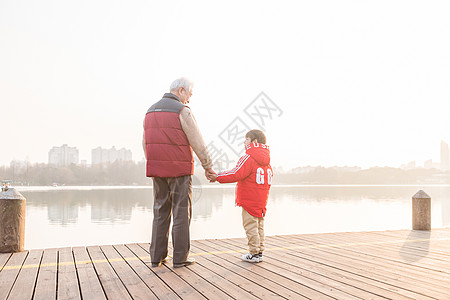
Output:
[170, 77, 194, 92]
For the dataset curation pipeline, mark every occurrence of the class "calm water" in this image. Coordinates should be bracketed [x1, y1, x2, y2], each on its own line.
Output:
[17, 185, 450, 249]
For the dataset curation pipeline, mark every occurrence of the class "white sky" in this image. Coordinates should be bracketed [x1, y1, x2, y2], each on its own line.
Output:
[1, 0, 449, 169]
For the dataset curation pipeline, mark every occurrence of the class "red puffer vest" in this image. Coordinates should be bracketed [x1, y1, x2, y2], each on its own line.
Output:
[216, 143, 272, 218]
[144, 93, 194, 177]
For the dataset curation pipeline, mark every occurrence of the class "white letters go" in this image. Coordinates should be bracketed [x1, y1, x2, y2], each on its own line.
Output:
[256, 168, 265, 184]
[256, 167, 273, 185]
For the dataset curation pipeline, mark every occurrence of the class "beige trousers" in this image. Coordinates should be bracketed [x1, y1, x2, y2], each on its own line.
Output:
[242, 208, 265, 255]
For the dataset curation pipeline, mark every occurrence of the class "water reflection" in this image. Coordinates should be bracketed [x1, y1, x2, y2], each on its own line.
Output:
[48, 199, 79, 225]
[193, 187, 227, 220]
[18, 185, 450, 249]
[26, 191, 80, 225]
[87, 190, 135, 224]
[23, 189, 153, 225]
[269, 185, 422, 202]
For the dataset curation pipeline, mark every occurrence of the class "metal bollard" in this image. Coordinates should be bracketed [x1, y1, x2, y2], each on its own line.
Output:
[412, 190, 431, 231]
[0, 181, 26, 252]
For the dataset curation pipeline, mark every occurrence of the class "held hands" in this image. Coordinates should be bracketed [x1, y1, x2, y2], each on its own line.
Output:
[205, 168, 217, 183]
[209, 173, 217, 183]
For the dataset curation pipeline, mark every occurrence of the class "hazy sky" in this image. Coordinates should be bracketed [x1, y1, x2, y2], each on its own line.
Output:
[1, 0, 449, 169]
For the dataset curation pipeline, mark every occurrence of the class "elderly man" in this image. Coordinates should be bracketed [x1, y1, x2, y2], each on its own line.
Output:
[143, 77, 215, 268]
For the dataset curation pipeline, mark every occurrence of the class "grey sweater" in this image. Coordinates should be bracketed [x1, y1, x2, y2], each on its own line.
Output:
[179, 107, 213, 170]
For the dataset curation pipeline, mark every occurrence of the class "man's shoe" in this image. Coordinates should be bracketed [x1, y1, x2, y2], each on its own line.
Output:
[173, 258, 196, 268]
[242, 252, 260, 263]
[258, 252, 263, 262]
[151, 258, 168, 268]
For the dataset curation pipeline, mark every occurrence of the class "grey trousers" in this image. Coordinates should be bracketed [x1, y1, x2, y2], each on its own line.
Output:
[150, 175, 192, 264]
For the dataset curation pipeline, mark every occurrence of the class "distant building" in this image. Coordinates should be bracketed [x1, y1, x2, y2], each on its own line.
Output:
[91, 146, 132, 165]
[48, 144, 79, 166]
[400, 161, 416, 170]
[291, 166, 319, 174]
[441, 141, 450, 170]
[291, 165, 361, 174]
[330, 166, 361, 172]
[9, 160, 29, 174]
[424, 159, 441, 170]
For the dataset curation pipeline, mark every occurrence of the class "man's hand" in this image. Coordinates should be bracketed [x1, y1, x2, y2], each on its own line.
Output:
[205, 168, 217, 182]
[209, 173, 217, 183]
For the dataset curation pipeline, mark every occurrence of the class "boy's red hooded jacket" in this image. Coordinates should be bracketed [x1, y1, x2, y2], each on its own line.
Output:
[216, 143, 272, 218]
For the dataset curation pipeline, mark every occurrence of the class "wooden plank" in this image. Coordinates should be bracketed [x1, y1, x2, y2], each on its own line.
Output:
[334, 230, 450, 260]
[291, 232, 450, 288]
[34, 248, 58, 300]
[265, 235, 440, 299]
[263, 247, 414, 300]
[312, 233, 450, 290]
[186, 257, 260, 299]
[166, 242, 257, 300]
[344, 231, 450, 265]
[374, 229, 449, 242]
[273, 233, 448, 293]
[86, 245, 132, 300]
[173, 243, 262, 300]
[351, 239, 450, 270]
[165, 261, 233, 299]
[323, 229, 447, 249]
[429, 228, 450, 239]
[8, 249, 43, 300]
[0, 229, 449, 300]
[73, 247, 106, 300]
[200, 238, 361, 300]
[213, 237, 389, 300]
[99, 245, 157, 300]
[113, 244, 180, 300]
[127, 243, 206, 300]
[134, 244, 210, 299]
[57, 247, 81, 300]
[314, 230, 450, 263]
[226, 236, 417, 300]
[349, 231, 450, 264]
[279, 232, 450, 280]
[194, 240, 327, 299]
[188, 242, 288, 299]
[0, 253, 11, 271]
[371, 228, 447, 240]
[377, 240, 450, 262]
[255, 236, 444, 298]
[0, 251, 28, 300]
[375, 234, 450, 257]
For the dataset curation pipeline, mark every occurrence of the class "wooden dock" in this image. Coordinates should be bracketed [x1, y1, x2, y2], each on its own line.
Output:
[1, 228, 450, 299]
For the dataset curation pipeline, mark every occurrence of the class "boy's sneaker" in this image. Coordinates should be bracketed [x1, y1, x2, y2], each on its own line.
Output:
[242, 252, 260, 263]
[258, 252, 263, 262]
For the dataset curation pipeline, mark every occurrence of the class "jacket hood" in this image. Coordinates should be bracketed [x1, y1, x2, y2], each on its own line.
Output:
[245, 143, 270, 166]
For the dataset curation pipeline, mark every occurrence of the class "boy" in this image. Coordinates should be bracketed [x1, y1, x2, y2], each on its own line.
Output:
[210, 129, 272, 262]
